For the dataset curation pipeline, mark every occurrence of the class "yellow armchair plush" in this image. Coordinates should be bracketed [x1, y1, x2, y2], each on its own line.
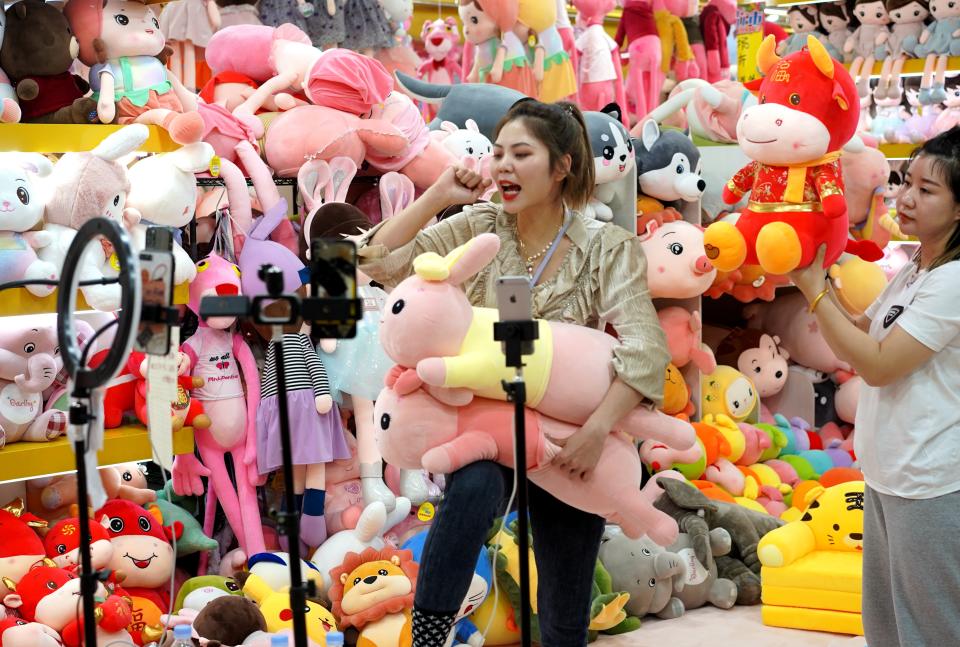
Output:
[758, 481, 865, 635]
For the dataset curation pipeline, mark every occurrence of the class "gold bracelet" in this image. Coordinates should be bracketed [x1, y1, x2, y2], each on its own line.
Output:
[808, 288, 829, 314]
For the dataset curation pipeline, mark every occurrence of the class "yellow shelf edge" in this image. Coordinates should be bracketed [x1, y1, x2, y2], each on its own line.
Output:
[0, 425, 194, 483]
[878, 143, 918, 159]
[0, 282, 190, 318]
[0, 124, 178, 154]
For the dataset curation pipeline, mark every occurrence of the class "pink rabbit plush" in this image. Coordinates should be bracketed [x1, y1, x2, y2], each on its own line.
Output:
[64, 0, 204, 145]
[379, 233, 666, 427]
[374, 368, 691, 544]
[175, 251, 266, 568]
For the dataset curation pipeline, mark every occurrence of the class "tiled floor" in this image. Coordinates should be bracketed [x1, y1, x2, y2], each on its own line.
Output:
[591, 606, 864, 647]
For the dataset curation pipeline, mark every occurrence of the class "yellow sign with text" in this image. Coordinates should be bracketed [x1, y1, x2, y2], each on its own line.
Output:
[736, 3, 765, 84]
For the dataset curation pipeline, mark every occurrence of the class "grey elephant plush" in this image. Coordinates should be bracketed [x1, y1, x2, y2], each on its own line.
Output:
[599, 528, 687, 620]
[668, 527, 738, 610]
[652, 477, 785, 605]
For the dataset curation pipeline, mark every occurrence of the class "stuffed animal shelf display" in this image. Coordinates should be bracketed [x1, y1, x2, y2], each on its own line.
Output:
[703, 35, 883, 277]
[877, 0, 929, 97]
[0, 324, 68, 447]
[904, 0, 960, 104]
[512, 0, 579, 103]
[779, 6, 821, 56]
[844, 0, 891, 93]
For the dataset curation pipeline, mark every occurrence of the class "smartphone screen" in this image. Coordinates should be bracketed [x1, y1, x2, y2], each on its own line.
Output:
[136, 251, 174, 356]
[310, 239, 359, 339]
[496, 276, 534, 355]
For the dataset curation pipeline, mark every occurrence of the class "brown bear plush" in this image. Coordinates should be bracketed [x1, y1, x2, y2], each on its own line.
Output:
[0, 0, 97, 123]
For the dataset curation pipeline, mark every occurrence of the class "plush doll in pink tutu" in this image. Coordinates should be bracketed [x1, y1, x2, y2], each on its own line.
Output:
[574, 0, 628, 113]
[160, 0, 222, 92]
[375, 368, 693, 544]
[616, 0, 663, 122]
[64, 0, 205, 144]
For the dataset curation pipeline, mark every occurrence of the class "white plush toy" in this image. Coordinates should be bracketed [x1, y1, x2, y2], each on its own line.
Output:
[309, 498, 411, 599]
[431, 119, 493, 161]
[40, 124, 149, 311]
[0, 153, 57, 296]
[125, 142, 215, 286]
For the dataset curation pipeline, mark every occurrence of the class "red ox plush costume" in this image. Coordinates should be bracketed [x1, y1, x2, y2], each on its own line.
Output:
[0, 502, 47, 599]
[703, 35, 882, 275]
[0, 616, 63, 647]
[44, 517, 115, 573]
[1, 563, 132, 647]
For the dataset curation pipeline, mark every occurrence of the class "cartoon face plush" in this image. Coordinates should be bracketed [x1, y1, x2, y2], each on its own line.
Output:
[458, 0, 499, 43]
[2, 564, 78, 626]
[188, 254, 243, 330]
[329, 547, 418, 632]
[736, 333, 790, 398]
[598, 529, 686, 620]
[95, 500, 178, 590]
[422, 17, 460, 60]
[587, 106, 635, 186]
[634, 120, 705, 204]
[0, 153, 53, 234]
[0, 505, 47, 598]
[0, 324, 66, 443]
[241, 572, 338, 642]
[638, 216, 716, 299]
[338, 555, 412, 616]
[173, 575, 243, 613]
[67, 0, 166, 65]
[44, 517, 114, 570]
[701, 365, 758, 422]
[0, 617, 62, 647]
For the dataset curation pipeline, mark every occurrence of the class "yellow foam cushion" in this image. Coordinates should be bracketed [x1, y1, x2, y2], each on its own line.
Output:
[762, 604, 864, 636]
[762, 585, 862, 614]
[761, 551, 862, 593]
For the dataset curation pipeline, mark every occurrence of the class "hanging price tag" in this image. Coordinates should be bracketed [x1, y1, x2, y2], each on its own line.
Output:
[145, 326, 180, 470]
[209, 155, 221, 178]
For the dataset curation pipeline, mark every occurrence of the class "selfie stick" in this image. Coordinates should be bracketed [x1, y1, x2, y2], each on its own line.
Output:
[493, 317, 539, 647]
[57, 218, 142, 647]
[199, 252, 360, 647]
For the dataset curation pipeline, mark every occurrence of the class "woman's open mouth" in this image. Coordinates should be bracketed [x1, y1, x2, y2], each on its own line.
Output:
[500, 182, 521, 202]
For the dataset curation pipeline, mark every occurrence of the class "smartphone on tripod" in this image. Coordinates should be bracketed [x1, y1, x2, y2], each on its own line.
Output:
[309, 239, 359, 339]
[496, 276, 535, 356]
[136, 227, 175, 356]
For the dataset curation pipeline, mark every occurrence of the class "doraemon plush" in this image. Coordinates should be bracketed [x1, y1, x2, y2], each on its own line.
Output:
[583, 103, 637, 233]
[403, 530, 492, 647]
[633, 119, 705, 218]
[0, 152, 57, 296]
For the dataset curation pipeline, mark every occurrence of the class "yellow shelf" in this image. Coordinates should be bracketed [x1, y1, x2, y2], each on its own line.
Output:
[843, 57, 960, 77]
[0, 425, 194, 483]
[0, 282, 190, 317]
[0, 124, 178, 154]
[879, 143, 919, 159]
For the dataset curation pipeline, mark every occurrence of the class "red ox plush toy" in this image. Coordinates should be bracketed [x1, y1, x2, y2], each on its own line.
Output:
[0, 503, 46, 599]
[703, 35, 882, 275]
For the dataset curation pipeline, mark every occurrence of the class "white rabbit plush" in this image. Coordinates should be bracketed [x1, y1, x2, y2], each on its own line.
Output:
[430, 119, 493, 161]
[125, 142, 215, 286]
[41, 124, 149, 311]
[0, 152, 57, 296]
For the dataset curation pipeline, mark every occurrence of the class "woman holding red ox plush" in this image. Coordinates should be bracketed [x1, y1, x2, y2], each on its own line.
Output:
[790, 127, 960, 647]
[357, 99, 669, 645]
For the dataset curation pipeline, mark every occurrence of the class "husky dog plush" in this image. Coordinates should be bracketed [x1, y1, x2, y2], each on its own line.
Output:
[633, 119, 706, 212]
[583, 104, 635, 223]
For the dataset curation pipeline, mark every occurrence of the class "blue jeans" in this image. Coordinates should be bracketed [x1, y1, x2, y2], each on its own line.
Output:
[414, 461, 605, 647]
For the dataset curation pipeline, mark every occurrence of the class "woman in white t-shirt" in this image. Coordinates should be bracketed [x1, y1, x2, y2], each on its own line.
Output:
[790, 127, 960, 647]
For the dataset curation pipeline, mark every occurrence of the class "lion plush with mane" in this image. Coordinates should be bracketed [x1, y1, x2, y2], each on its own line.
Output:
[329, 547, 418, 647]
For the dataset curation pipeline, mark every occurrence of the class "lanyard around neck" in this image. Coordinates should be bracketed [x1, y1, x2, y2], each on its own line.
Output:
[529, 210, 573, 287]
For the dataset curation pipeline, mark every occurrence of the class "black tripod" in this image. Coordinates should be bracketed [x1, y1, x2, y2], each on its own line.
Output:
[493, 319, 539, 647]
[200, 255, 360, 647]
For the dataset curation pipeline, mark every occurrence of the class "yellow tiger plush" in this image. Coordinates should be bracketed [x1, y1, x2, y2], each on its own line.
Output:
[758, 481, 865, 568]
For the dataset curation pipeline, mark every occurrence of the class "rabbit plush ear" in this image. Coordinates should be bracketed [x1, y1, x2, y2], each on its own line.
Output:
[297, 159, 332, 214]
[325, 157, 357, 204]
[378, 172, 415, 221]
[92, 124, 150, 162]
[413, 232, 500, 284]
[16, 153, 53, 178]
[440, 120, 459, 135]
[465, 119, 480, 133]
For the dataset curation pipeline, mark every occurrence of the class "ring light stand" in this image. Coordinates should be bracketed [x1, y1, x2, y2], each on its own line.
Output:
[57, 218, 141, 647]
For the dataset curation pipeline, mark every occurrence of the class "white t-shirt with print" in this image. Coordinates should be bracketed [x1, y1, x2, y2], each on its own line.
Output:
[856, 259, 960, 499]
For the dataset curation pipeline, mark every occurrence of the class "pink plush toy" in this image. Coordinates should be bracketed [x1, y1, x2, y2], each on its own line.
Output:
[736, 422, 773, 466]
[735, 333, 790, 399]
[260, 104, 409, 178]
[637, 214, 717, 299]
[617, 0, 664, 122]
[574, 0, 628, 114]
[176, 250, 266, 569]
[64, 0, 204, 145]
[744, 291, 852, 374]
[374, 369, 692, 544]
[0, 324, 67, 446]
[700, 0, 735, 82]
[657, 307, 717, 374]
[646, 79, 757, 145]
[379, 233, 670, 427]
[418, 18, 462, 120]
[0, 617, 62, 647]
[666, 0, 705, 81]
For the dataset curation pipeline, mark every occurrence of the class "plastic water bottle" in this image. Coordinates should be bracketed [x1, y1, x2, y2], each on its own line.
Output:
[325, 631, 345, 647]
[171, 625, 192, 647]
[270, 635, 289, 647]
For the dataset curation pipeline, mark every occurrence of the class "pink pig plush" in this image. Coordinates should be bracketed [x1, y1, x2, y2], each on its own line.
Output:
[374, 368, 692, 544]
[657, 307, 717, 374]
[736, 333, 790, 399]
[379, 233, 671, 427]
[637, 215, 717, 299]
